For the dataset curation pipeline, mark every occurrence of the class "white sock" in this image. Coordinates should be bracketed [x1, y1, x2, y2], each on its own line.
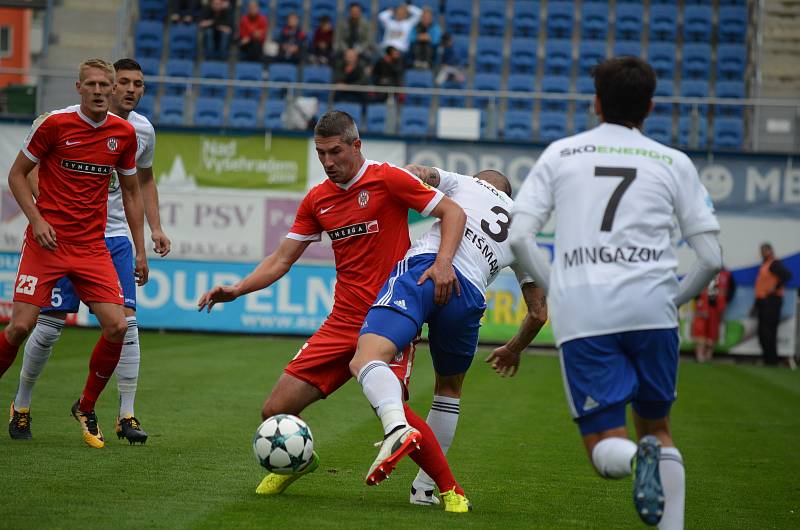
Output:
[592, 437, 638, 478]
[412, 395, 460, 492]
[14, 315, 64, 409]
[116, 316, 140, 418]
[357, 360, 407, 435]
[658, 447, 685, 530]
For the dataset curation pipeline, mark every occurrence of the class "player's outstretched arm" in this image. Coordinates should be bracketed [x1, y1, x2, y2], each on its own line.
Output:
[404, 164, 440, 188]
[675, 231, 722, 307]
[8, 152, 56, 249]
[119, 172, 149, 285]
[509, 213, 551, 293]
[486, 283, 547, 377]
[197, 237, 311, 312]
[137, 166, 171, 256]
[417, 196, 466, 305]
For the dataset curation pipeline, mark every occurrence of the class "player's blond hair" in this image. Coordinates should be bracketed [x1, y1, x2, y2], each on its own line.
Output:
[78, 58, 115, 82]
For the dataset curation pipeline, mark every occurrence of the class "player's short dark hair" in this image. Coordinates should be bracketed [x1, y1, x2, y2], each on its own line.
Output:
[591, 57, 656, 127]
[475, 169, 512, 196]
[314, 110, 359, 144]
[113, 58, 142, 73]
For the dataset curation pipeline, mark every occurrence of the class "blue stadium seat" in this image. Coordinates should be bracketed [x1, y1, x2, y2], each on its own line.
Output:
[540, 75, 569, 112]
[715, 80, 746, 117]
[717, 44, 747, 80]
[405, 69, 434, 106]
[366, 103, 388, 133]
[440, 77, 466, 107]
[574, 75, 594, 115]
[444, 0, 472, 35]
[194, 97, 224, 127]
[683, 5, 713, 42]
[615, 3, 643, 41]
[276, 0, 303, 28]
[682, 43, 712, 80]
[648, 42, 676, 80]
[302, 65, 332, 100]
[452, 36, 471, 65]
[164, 59, 194, 95]
[649, 5, 678, 42]
[268, 63, 298, 98]
[613, 39, 642, 58]
[169, 23, 198, 59]
[653, 79, 674, 116]
[414, 0, 440, 11]
[504, 110, 533, 141]
[264, 100, 286, 130]
[234, 62, 263, 99]
[578, 40, 606, 76]
[713, 117, 744, 148]
[678, 116, 707, 149]
[718, 6, 748, 43]
[480, 109, 495, 139]
[399, 105, 431, 136]
[581, 2, 608, 40]
[544, 39, 573, 75]
[199, 60, 228, 98]
[159, 96, 185, 126]
[680, 80, 710, 115]
[228, 99, 259, 128]
[546, 1, 574, 38]
[513, 1, 540, 37]
[539, 111, 568, 142]
[136, 94, 155, 121]
[644, 116, 673, 144]
[139, 0, 167, 20]
[509, 38, 538, 74]
[138, 57, 160, 77]
[478, 0, 506, 36]
[476, 36, 504, 73]
[135, 21, 163, 58]
[330, 101, 363, 129]
[507, 74, 536, 110]
[473, 73, 502, 109]
[310, 0, 337, 27]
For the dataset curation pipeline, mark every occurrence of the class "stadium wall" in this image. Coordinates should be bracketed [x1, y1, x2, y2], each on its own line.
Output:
[0, 125, 797, 355]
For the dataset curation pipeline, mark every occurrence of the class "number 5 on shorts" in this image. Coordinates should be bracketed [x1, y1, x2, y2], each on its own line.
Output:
[15, 274, 39, 296]
[51, 287, 62, 307]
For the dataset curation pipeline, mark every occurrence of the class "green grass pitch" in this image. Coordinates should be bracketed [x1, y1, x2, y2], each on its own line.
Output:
[0, 328, 798, 529]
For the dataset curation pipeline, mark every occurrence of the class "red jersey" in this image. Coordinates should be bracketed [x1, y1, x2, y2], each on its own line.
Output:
[288, 160, 443, 322]
[22, 107, 137, 246]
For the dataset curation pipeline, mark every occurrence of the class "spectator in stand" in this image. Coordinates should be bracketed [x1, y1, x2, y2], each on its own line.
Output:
[335, 2, 373, 63]
[200, 0, 234, 60]
[334, 48, 369, 103]
[752, 243, 793, 366]
[170, 0, 201, 24]
[379, 3, 423, 54]
[277, 12, 307, 64]
[692, 267, 735, 363]
[309, 15, 334, 66]
[408, 7, 441, 69]
[371, 46, 404, 102]
[239, 0, 268, 62]
[435, 33, 466, 86]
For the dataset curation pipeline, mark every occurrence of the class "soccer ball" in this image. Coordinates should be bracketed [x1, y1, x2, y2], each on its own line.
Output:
[253, 414, 314, 474]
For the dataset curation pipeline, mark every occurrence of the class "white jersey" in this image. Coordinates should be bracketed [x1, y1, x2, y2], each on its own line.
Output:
[512, 123, 720, 345]
[63, 105, 155, 238]
[407, 169, 530, 295]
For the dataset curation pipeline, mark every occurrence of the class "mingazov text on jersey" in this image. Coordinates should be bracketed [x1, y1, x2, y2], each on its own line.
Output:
[563, 246, 664, 268]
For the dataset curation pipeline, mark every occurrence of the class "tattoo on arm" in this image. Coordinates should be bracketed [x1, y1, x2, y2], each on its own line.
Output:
[422, 167, 440, 188]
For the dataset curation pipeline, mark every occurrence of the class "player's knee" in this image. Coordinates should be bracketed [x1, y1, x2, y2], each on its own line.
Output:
[5, 318, 36, 343]
[102, 319, 128, 341]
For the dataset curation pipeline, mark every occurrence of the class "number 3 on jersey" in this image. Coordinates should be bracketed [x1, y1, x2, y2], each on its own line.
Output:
[595, 166, 636, 232]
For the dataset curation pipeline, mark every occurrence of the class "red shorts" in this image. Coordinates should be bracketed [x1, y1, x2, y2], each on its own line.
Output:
[13, 237, 123, 308]
[692, 310, 722, 342]
[285, 314, 416, 398]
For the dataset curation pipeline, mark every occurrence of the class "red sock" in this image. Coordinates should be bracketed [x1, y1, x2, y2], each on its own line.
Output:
[403, 402, 464, 495]
[0, 330, 21, 379]
[79, 335, 123, 412]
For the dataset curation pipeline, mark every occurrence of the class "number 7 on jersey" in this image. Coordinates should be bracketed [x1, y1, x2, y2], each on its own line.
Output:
[594, 166, 637, 232]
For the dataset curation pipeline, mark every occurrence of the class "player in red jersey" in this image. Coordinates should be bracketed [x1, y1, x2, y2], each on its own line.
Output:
[0, 58, 147, 449]
[198, 111, 472, 510]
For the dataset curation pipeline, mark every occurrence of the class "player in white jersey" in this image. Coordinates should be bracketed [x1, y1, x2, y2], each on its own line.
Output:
[9, 59, 171, 444]
[509, 57, 722, 529]
[348, 166, 548, 501]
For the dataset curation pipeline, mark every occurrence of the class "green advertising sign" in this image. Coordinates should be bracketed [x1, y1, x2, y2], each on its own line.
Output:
[153, 132, 308, 191]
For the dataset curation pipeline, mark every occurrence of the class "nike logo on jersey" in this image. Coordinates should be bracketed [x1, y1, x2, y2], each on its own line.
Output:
[320, 206, 334, 214]
[65, 140, 81, 146]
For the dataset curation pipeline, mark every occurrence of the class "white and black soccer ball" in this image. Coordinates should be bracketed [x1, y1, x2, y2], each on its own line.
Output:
[253, 414, 314, 474]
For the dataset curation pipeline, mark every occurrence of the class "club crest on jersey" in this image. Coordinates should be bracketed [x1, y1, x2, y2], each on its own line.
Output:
[358, 190, 369, 208]
[107, 137, 118, 152]
[327, 220, 379, 241]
